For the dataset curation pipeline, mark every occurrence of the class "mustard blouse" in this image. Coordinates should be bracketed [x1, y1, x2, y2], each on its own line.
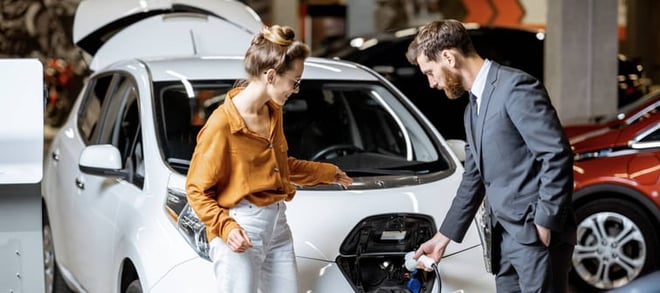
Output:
[186, 87, 338, 242]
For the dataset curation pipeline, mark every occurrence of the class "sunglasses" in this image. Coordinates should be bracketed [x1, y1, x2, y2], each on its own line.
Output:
[292, 78, 301, 90]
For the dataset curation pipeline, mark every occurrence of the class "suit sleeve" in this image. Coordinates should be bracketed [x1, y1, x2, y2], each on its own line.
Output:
[505, 74, 574, 232]
[439, 109, 486, 243]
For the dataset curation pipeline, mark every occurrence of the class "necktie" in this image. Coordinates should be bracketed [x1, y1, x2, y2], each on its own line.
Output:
[470, 93, 478, 140]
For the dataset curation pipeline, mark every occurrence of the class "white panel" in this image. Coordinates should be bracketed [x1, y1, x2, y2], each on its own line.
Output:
[0, 59, 43, 184]
[0, 238, 22, 293]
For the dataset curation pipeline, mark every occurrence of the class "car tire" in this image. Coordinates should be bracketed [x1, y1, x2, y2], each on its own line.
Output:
[571, 198, 659, 291]
[43, 217, 73, 293]
[125, 280, 142, 293]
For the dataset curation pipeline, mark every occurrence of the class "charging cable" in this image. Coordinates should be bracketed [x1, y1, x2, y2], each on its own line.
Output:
[405, 251, 443, 293]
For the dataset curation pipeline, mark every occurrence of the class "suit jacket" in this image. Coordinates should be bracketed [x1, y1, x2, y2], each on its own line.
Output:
[439, 62, 576, 246]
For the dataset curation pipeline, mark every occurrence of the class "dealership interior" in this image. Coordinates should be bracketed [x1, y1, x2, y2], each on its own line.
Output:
[1, 0, 659, 292]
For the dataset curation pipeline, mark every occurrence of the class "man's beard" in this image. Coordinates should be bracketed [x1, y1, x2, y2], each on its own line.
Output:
[442, 67, 465, 99]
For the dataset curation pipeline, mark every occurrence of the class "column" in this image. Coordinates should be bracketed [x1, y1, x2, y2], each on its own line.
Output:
[346, 0, 375, 37]
[545, 0, 618, 123]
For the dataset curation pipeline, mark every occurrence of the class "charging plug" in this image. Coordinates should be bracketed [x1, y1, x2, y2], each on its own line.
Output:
[405, 251, 436, 271]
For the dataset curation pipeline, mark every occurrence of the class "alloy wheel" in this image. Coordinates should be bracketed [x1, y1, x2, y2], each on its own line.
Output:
[572, 211, 646, 289]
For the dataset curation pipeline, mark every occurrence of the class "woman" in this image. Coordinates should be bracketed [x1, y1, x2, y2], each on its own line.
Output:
[185, 25, 353, 292]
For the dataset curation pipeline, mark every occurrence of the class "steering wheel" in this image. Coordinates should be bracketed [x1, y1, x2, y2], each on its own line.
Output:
[310, 144, 363, 161]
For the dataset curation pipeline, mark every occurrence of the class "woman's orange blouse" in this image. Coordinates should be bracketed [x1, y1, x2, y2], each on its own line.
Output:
[186, 87, 337, 242]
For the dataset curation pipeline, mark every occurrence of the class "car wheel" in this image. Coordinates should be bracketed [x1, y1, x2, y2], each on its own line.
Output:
[43, 220, 72, 293]
[571, 198, 659, 291]
[125, 280, 142, 293]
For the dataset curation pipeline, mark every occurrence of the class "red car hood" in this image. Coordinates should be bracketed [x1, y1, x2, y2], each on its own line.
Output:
[569, 127, 622, 154]
[564, 123, 607, 139]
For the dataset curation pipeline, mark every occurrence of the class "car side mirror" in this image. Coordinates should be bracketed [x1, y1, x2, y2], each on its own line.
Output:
[79, 144, 129, 179]
[446, 139, 466, 163]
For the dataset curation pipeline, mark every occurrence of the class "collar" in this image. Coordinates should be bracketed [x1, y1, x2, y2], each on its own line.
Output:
[224, 87, 279, 134]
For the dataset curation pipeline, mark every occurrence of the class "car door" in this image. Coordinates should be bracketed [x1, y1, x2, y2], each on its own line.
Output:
[69, 74, 144, 291]
[44, 74, 114, 275]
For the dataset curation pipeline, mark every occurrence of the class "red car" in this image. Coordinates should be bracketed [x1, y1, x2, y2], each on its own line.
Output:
[565, 90, 659, 139]
[567, 90, 660, 291]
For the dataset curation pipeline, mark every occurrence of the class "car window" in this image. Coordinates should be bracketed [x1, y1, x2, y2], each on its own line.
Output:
[95, 75, 144, 187]
[78, 74, 113, 143]
[639, 128, 660, 143]
[596, 91, 660, 124]
[154, 80, 449, 178]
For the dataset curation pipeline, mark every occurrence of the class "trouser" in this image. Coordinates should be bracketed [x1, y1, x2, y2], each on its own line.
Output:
[494, 224, 574, 293]
[209, 199, 298, 293]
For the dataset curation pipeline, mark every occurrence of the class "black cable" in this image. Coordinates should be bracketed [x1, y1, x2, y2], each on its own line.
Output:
[431, 264, 442, 293]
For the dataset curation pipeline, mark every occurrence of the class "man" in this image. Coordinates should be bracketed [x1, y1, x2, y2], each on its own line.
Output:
[406, 20, 576, 292]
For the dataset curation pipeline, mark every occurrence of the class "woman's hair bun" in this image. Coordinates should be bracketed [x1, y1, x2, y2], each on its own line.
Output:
[262, 25, 295, 46]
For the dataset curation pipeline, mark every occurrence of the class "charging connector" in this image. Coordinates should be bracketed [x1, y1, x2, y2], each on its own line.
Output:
[404, 251, 443, 293]
[405, 251, 436, 271]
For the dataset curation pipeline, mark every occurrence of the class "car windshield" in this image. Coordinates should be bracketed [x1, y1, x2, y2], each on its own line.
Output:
[600, 91, 660, 123]
[153, 80, 449, 177]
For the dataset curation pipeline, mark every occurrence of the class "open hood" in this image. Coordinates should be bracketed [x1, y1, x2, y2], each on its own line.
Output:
[73, 0, 263, 71]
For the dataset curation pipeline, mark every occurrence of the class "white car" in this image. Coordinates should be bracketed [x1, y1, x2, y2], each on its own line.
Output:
[42, 1, 495, 292]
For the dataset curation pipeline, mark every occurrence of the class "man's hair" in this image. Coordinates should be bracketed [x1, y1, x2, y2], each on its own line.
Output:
[406, 19, 477, 65]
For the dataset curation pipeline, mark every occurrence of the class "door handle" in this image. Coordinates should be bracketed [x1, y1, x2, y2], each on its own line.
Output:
[75, 177, 85, 190]
[51, 149, 60, 161]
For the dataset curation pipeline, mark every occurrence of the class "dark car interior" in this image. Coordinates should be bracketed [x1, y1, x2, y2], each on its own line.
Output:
[154, 80, 449, 177]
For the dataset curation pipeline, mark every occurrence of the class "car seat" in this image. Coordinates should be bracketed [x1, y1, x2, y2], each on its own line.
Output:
[162, 90, 196, 164]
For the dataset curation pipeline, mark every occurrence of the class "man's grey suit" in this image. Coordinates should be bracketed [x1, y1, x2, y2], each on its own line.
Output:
[439, 62, 576, 292]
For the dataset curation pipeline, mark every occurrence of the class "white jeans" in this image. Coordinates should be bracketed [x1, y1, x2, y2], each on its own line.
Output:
[209, 199, 298, 293]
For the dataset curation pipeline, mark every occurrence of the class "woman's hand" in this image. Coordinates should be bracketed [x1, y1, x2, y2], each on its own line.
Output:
[227, 228, 253, 253]
[334, 167, 353, 187]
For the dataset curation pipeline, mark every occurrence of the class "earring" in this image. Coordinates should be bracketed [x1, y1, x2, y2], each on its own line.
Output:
[265, 71, 274, 84]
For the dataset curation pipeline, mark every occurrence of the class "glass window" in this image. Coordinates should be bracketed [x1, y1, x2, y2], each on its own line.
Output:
[78, 75, 113, 143]
[640, 128, 660, 143]
[95, 75, 143, 187]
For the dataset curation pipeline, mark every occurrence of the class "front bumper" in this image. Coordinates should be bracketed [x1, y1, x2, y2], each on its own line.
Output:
[298, 244, 494, 293]
[150, 246, 494, 293]
[149, 257, 215, 292]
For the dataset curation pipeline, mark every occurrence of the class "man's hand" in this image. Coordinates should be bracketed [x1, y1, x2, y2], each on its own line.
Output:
[535, 224, 551, 247]
[227, 228, 253, 253]
[414, 232, 451, 271]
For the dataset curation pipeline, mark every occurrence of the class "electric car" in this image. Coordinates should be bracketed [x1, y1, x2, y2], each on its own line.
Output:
[41, 1, 495, 292]
[569, 91, 660, 291]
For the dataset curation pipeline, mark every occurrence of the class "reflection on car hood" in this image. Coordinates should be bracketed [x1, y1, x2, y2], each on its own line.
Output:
[569, 127, 612, 145]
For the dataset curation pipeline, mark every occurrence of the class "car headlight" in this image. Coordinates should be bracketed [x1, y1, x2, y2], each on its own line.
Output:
[165, 188, 210, 260]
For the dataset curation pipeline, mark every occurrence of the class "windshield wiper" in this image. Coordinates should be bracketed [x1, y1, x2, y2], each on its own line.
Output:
[344, 168, 417, 176]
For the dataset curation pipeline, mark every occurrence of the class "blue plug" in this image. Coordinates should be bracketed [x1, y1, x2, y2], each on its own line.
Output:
[406, 269, 422, 293]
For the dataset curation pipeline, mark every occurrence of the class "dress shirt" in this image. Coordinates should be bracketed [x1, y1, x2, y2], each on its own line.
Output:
[470, 59, 492, 114]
